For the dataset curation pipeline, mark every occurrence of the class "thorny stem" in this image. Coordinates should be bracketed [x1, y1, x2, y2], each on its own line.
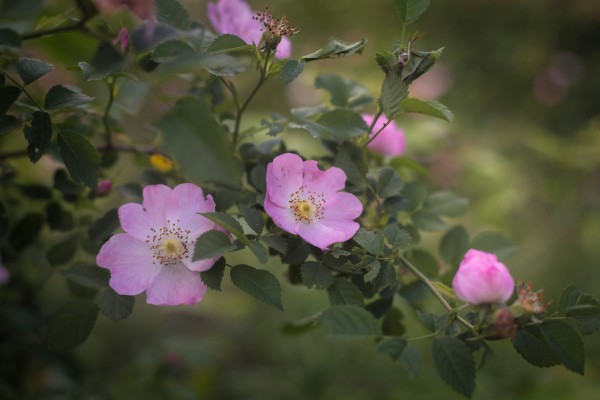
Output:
[398, 255, 475, 331]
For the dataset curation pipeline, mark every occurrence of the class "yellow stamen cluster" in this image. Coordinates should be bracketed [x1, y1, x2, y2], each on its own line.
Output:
[146, 219, 191, 265]
[150, 153, 174, 173]
[289, 185, 325, 224]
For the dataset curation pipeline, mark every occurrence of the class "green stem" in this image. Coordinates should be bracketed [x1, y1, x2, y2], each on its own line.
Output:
[2, 72, 44, 111]
[364, 118, 393, 147]
[367, 110, 383, 135]
[401, 24, 406, 48]
[102, 80, 116, 150]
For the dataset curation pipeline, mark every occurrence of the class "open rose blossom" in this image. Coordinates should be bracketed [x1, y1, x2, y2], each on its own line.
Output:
[208, 0, 292, 59]
[362, 114, 406, 157]
[97, 184, 224, 306]
[264, 153, 363, 250]
[452, 249, 515, 305]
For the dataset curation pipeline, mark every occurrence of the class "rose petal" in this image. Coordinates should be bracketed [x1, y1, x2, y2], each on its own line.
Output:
[297, 221, 357, 250]
[166, 183, 218, 238]
[276, 36, 292, 59]
[264, 192, 299, 234]
[142, 184, 172, 226]
[118, 203, 156, 241]
[97, 233, 160, 296]
[302, 160, 348, 197]
[146, 263, 207, 306]
[323, 192, 363, 223]
[266, 153, 304, 206]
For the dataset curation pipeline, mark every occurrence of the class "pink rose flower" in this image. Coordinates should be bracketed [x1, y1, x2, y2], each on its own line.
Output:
[97, 183, 224, 306]
[362, 114, 406, 157]
[207, 0, 292, 59]
[452, 249, 515, 305]
[264, 153, 363, 250]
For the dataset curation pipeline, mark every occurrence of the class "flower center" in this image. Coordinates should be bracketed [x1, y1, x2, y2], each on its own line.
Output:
[289, 186, 325, 224]
[146, 220, 191, 265]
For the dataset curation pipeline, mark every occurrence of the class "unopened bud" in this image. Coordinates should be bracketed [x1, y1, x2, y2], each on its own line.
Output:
[97, 179, 113, 195]
[493, 308, 517, 339]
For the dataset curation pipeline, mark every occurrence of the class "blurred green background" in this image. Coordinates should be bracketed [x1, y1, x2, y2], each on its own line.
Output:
[1, 0, 600, 398]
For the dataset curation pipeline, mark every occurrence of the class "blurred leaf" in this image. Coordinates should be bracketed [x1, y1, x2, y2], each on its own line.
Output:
[280, 319, 318, 335]
[57, 130, 100, 188]
[46, 202, 75, 231]
[327, 278, 365, 307]
[152, 39, 195, 63]
[193, 230, 236, 261]
[379, 73, 408, 119]
[512, 325, 560, 368]
[18, 184, 52, 199]
[559, 284, 581, 313]
[24, 111, 52, 162]
[402, 181, 427, 212]
[0, 86, 21, 114]
[432, 336, 475, 398]
[354, 228, 385, 256]
[301, 262, 334, 289]
[416, 310, 448, 332]
[0, 28, 21, 47]
[207, 33, 248, 53]
[394, 0, 431, 25]
[45, 85, 94, 110]
[377, 167, 404, 198]
[9, 212, 44, 251]
[260, 235, 288, 255]
[53, 169, 81, 201]
[88, 208, 119, 243]
[239, 203, 264, 234]
[384, 224, 411, 250]
[318, 305, 381, 336]
[401, 98, 454, 122]
[439, 226, 469, 267]
[564, 290, 600, 335]
[334, 142, 367, 186]
[317, 109, 368, 140]
[378, 338, 422, 378]
[96, 288, 134, 322]
[423, 191, 469, 217]
[46, 299, 99, 352]
[539, 320, 585, 375]
[46, 234, 79, 267]
[200, 258, 226, 291]
[315, 73, 348, 107]
[470, 231, 517, 260]
[156, 0, 192, 30]
[406, 249, 439, 278]
[158, 97, 241, 187]
[301, 37, 367, 62]
[117, 183, 143, 201]
[0, 114, 19, 135]
[17, 57, 54, 85]
[412, 210, 448, 232]
[281, 59, 305, 85]
[62, 263, 109, 288]
[230, 264, 283, 310]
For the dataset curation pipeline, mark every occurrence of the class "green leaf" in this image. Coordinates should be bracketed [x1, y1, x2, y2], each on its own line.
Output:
[401, 48, 444, 84]
[88, 208, 119, 242]
[470, 231, 517, 260]
[416, 310, 448, 332]
[315, 73, 349, 107]
[46, 299, 99, 352]
[281, 59, 305, 85]
[46, 235, 79, 267]
[301, 37, 368, 62]
[0, 28, 21, 47]
[247, 240, 269, 264]
[230, 264, 282, 310]
[412, 210, 448, 232]
[17, 57, 54, 85]
[363, 258, 381, 283]
[61, 263, 110, 288]
[45, 85, 94, 110]
[377, 338, 421, 378]
[96, 288, 134, 322]
[57, 130, 101, 188]
[156, 0, 192, 30]
[200, 258, 226, 291]
[567, 305, 600, 336]
[157, 97, 241, 187]
[406, 249, 439, 278]
[193, 230, 236, 261]
[353, 228, 385, 256]
[377, 167, 404, 198]
[0, 114, 19, 135]
[46, 202, 75, 231]
[23, 111, 52, 163]
[334, 142, 368, 187]
[432, 336, 476, 398]
[512, 326, 560, 368]
[0, 86, 21, 114]
[539, 320, 585, 375]
[383, 224, 411, 250]
[327, 278, 365, 307]
[301, 262, 334, 289]
[280, 319, 318, 336]
[201, 212, 245, 240]
[317, 109, 368, 140]
[207, 34, 248, 53]
[423, 191, 469, 217]
[318, 305, 381, 337]
[260, 235, 288, 255]
[239, 203, 264, 235]
[394, 0, 431, 25]
[379, 73, 408, 119]
[558, 284, 581, 313]
[79, 41, 126, 81]
[400, 98, 454, 122]
[439, 226, 469, 267]
[9, 213, 44, 251]
[152, 39, 195, 63]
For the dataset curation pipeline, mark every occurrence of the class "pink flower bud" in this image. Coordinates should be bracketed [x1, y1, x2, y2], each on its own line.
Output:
[113, 27, 129, 51]
[97, 179, 113, 194]
[492, 308, 517, 339]
[362, 114, 406, 157]
[452, 249, 515, 305]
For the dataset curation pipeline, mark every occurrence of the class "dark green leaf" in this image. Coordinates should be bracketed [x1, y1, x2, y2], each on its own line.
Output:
[327, 278, 365, 307]
[402, 181, 427, 212]
[394, 0, 431, 25]
[281, 59, 305, 85]
[207, 33, 248, 53]
[512, 326, 560, 368]
[193, 230, 236, 260]
[9, 212, 44, 251]
[364, 258, 381, 283]
[247, 240, 269, 264]
[416, 310, 448, 332]
[317, 109, 368, 140]
[280, 319, 318, 335]
[353, 228, 385, 256]
[17, 57, 54, 85]
[0, 86, 21, 114]
[18, 184, 52, 199]
[96, 288, 134, 322]
[46, 235, 79, 267]
[379, 73, 408, 119]
[45, 85, 94, 110]
[301, 37, 367, 62]
[117, 183, 143, 200]
[412, 210, 448, 232]
[558, 284, 581, 313]
[439, 226, 469, 267]
[201, 212, 245, 240]
[157, 97, 241, 187]
[377, 167, 404, 198]
[24, 111, 52, 162]
[152, 39, 195, 63]
[383, 224, 411, 250]
[88, 208, 119, 242]
[57, 130, 100, 188]
[377, 338, 422, 378]
[401, 48, 444, 84]
[540, 320, 585, 375]
[61, 263, 110, 288]
[79, 41, 125, 81]
[424, 191, 469, 217]
[200, 258, 226, 291]
[401, 98, 454, 122]
[432, 336, 476, 398]
[239, 203, 264, 235]
[260, 235, 288, 255]
[301, 262, 334, 289]
[156, 0, 192, 29]
[334, 142, 368, 187]
[230, 264, 282, 310]
[0, 114, 19, 135]
[46, 202, 75, 231]
[318, 305, 381, 336]
[315, 73, 348, 107]
[281, 236, 309, 264]
[470, 231, 517, 260]
[46, 299, 99, 352]
[566, 305, 600, 336]
[406, 249, 439, 278]
[0, 28, 21, 47]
